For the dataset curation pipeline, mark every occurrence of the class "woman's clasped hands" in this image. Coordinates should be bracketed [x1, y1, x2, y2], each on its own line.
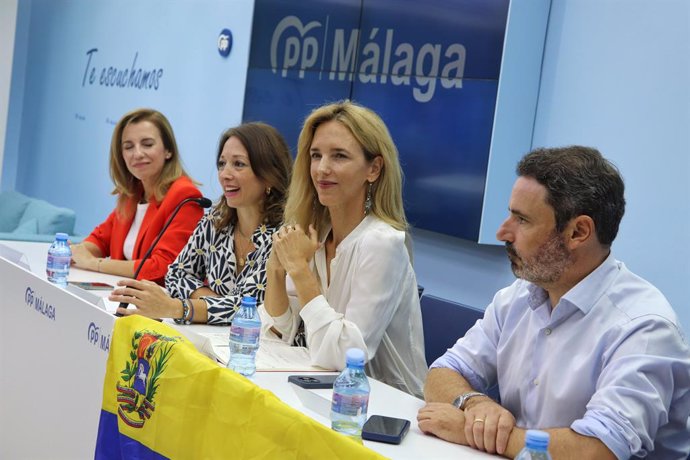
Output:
[271, 224, 319, 275]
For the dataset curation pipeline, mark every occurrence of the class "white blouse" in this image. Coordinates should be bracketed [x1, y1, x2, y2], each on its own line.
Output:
[262, 215, 428, 398]
[123, 203, 149, 261]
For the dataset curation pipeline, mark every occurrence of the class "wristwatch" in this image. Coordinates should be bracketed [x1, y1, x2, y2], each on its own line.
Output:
[452, 392, 486, 410]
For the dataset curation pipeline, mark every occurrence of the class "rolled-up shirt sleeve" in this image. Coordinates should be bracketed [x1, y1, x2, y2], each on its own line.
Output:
[571, 317, 690, 459]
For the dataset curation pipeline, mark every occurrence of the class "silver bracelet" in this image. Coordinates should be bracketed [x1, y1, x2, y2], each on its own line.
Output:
[174, 299, 191, 325]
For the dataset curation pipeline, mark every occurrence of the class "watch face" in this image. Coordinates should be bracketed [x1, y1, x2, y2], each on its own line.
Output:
[454, 392, 485, 410]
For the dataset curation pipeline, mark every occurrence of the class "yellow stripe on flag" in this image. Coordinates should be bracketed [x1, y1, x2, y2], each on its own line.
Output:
[100, 315, 386, 459]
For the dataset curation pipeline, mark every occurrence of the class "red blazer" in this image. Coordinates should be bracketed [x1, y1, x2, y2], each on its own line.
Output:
[85, 176, 203, 284]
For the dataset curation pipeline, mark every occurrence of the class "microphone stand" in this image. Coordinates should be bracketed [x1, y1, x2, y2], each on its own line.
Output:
[114, 196, 211, 317]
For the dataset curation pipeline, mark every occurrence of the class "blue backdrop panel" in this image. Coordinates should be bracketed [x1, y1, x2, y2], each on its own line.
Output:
[244, 0, 359, 151]
[354, 79, 498, 239]
[359, 0, 507, 80]
[243, 0, 509, 240]
[242, 68, 352, 153]
[248, 0, 361, 71]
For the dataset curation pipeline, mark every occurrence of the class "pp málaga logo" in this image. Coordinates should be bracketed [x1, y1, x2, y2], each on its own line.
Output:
[218, 28, 233, 58]
[116, 330, 179, 428]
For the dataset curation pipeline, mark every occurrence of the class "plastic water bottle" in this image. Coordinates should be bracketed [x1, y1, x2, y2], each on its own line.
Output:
[515, 430, 552, 460]
[46, 232, 71, 288]
[227, 296, 261, 377]
[331, 348, 370, 441]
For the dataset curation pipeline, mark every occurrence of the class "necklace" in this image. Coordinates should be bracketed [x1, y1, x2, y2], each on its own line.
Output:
[236, 225, 253, 242]
[234, 225, 255, 271]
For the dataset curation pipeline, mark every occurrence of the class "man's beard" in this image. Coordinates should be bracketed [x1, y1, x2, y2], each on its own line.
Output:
[505, 231, 573, 284]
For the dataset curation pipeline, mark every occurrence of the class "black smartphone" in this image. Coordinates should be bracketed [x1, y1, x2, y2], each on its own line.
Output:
[68, 281, 115, 291]
[361, 415, 411, 444]
[287, 374, 338, 389]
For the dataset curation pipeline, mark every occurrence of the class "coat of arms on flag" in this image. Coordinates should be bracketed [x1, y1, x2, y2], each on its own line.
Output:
[116, 331, 179, 428]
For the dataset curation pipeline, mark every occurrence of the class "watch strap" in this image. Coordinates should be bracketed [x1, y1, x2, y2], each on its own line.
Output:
[452, 391, 486, 410]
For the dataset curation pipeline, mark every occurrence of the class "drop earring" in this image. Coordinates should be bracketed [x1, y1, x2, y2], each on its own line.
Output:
[265, 187, 271, 195]
[364, 182, 373, 216]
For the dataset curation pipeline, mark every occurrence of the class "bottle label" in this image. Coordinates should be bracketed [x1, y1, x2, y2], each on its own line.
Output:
[331, 392, 369, 416]
[47, 254, 71, 269]
[229, 325, 260, 345]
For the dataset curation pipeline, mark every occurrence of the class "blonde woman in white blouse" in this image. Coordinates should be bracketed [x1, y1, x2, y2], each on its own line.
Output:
[263, 101, 427, 397]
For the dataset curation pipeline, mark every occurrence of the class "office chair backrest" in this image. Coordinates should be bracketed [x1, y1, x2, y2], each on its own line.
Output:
[420, 294, 484, 367]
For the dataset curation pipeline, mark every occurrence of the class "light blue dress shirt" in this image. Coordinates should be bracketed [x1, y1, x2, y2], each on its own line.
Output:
[433, 253, 690, 459]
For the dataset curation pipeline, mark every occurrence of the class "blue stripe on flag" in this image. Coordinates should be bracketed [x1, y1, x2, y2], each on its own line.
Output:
[95, 410, 168, 460]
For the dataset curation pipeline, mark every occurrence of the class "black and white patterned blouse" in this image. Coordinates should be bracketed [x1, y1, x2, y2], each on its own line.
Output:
[165, 211, 277, 325]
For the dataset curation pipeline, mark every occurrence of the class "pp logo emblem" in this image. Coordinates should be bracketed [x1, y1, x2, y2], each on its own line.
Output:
[218, 28, 233, 58]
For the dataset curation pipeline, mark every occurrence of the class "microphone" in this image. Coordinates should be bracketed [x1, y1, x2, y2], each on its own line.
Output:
[115, 196, 212, 316]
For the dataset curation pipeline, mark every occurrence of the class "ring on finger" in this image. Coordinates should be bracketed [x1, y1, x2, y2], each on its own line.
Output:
[473, 418, 485, 424]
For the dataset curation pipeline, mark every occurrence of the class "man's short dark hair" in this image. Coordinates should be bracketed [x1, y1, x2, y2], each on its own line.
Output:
[517, 146, 626, 246]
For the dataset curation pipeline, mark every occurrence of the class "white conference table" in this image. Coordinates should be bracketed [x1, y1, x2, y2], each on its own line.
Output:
[0, 240, 496, 459]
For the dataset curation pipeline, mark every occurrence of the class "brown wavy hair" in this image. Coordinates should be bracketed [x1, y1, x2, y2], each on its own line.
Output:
[212, 122, 292, 229]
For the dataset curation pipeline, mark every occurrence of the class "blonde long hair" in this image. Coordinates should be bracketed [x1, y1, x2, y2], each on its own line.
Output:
[109, 108, 191, 218]
[284, 100, 407, 234]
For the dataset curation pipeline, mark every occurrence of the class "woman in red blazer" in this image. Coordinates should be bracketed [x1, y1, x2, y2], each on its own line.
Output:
[71, 108, 203, 284]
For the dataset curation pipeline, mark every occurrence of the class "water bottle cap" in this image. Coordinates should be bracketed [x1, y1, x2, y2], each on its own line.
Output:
[241, 296, 257, 308]
[345, 348, 366, 366]
[55, 232, 69, 241]
[524, 430, 550, 450]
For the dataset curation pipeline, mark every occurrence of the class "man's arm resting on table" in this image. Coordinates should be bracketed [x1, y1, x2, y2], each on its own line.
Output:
[423, 369, 616, 459]
[421, 367, 515, 455]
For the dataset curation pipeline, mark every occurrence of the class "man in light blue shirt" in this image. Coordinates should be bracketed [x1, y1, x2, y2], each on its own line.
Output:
[417, 146, 690, 459]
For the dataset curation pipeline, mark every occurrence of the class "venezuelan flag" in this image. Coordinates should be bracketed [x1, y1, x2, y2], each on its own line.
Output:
[95, 315, 384, 459]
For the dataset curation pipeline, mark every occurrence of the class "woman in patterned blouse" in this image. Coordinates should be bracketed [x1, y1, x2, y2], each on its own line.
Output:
[111, 122, 292, 324]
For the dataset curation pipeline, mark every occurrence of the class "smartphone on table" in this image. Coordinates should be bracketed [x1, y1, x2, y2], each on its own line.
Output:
[287, 374, 338, 389]
[68, 281, 115, 291]
[362, 415, 411, 444]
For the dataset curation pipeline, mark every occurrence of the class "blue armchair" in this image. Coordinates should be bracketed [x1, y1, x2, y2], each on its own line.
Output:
[0, 190, 79, 242]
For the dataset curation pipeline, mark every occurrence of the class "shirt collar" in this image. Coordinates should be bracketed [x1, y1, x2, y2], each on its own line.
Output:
[229, 222, 277, 245]
[526, 252, 619, 314]
[561, 252, 619, 314]
[526, 283, 549, 310]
